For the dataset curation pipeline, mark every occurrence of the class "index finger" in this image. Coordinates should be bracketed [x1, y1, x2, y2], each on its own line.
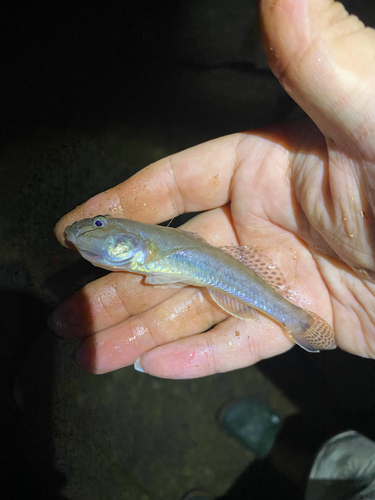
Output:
[54, 133, 242, 244]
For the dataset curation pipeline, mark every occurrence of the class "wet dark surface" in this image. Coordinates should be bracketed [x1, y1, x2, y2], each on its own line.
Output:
[1, 1, 375, 499]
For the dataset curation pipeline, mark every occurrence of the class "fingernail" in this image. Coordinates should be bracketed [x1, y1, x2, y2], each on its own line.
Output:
[134, 356, 146, 373]
[47, 305, 80, 338]
[47, 311, 62, 334]
[47, 313, 54, 330]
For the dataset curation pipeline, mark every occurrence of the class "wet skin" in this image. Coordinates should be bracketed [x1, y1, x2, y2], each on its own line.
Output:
[51, 0, 375, 378]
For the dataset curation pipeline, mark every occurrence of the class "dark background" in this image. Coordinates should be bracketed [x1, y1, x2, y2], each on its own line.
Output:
[1, 1, 375, 499]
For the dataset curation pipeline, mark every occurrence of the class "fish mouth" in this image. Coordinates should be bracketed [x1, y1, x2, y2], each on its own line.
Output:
[65, 231, 85, 249]
[64, 228, 101, 257]
[64, 228, 78, 249]
[78, 248, 103, 261]
[65, 233, 103, 260]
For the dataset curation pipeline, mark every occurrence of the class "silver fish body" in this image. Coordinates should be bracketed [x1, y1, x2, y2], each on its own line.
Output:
[65, 215, 336, 352]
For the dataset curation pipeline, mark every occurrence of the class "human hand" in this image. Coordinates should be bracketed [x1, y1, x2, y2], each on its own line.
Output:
[50, 0, 375, 378]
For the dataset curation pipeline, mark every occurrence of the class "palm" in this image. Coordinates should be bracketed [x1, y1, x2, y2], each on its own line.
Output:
[230, 120, 375, 358]
[52, 0, 375, 377]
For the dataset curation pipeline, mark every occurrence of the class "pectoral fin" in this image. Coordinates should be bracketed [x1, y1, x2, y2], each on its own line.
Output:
[142, 241, 179, 264]
[143, 229, 206, 264]
[208, 289, 259, 322]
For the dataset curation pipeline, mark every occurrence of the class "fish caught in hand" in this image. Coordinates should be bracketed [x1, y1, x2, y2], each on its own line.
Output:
[65, 215, 336, 352]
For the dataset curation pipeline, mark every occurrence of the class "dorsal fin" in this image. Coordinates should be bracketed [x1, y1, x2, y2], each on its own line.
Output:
[176, 228, 208, 243]
[219, 245, 292, 299]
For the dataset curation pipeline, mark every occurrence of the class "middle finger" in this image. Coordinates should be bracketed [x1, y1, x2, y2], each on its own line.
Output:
[74, 286, 228, 373]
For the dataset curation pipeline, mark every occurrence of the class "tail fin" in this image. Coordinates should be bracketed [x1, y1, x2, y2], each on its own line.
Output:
[287, 311, 336, 353]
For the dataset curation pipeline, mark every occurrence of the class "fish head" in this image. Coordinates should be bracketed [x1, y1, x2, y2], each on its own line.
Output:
[65, 215, 144, 268]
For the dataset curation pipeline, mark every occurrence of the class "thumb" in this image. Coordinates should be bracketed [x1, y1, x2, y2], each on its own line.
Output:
[260, 0, 375, 160]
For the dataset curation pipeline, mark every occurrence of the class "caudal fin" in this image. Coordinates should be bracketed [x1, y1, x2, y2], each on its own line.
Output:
[288, 311, 336, 353]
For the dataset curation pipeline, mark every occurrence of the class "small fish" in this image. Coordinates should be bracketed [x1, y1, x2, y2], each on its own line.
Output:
[65, 215, 336, 352]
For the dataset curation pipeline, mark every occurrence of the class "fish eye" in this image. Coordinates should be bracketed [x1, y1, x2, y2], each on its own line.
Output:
[93, 216, 107, 227]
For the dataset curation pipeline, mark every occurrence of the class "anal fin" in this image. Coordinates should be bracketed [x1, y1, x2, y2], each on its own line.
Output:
[145, 273, 199, 288]
[208, 289, 259, 322]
